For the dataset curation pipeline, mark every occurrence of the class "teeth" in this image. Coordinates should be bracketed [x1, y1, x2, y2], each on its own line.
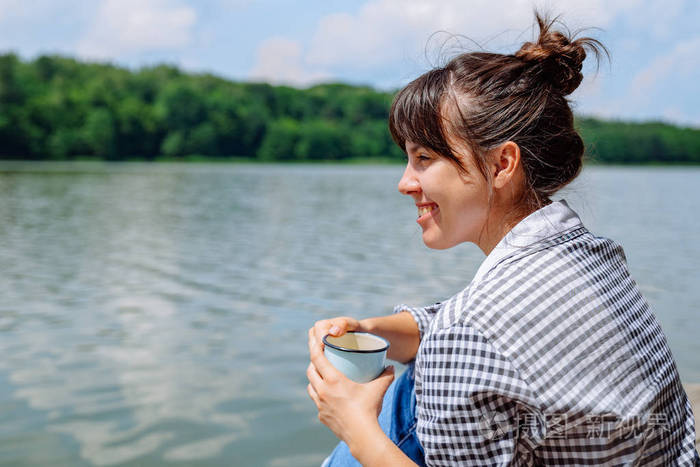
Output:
[418, 205, 436, 217]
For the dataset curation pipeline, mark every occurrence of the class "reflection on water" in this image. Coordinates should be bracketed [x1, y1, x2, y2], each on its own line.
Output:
[0, 162, 698, 466]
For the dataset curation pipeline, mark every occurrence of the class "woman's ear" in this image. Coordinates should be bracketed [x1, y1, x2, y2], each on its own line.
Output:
[491, 141, 521, 189]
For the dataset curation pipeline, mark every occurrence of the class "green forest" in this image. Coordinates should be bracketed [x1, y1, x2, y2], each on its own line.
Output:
[1, 53, 699, 163]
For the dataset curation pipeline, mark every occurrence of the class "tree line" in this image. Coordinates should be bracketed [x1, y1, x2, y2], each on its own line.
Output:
[1, 53, 698, 163]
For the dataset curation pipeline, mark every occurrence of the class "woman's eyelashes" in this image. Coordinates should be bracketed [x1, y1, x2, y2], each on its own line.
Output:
[405, 150, 432, 166]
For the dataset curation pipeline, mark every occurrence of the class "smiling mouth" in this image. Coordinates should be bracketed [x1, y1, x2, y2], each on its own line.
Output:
[417, 204, 438, 219]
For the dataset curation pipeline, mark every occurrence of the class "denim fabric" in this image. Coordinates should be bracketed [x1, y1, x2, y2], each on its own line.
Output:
[320, 363, 425, 466]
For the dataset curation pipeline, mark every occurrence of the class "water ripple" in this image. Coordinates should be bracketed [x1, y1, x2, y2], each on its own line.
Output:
[0, 163, 698, 465]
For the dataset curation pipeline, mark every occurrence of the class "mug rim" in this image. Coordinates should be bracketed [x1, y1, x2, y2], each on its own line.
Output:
[322, 331, 390, 354]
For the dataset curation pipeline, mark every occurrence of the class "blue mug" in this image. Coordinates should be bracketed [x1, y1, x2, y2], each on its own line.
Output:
[323, 332, 390, 383]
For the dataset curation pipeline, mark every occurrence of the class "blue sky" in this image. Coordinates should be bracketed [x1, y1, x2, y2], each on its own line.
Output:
[1, 0, 698, 127]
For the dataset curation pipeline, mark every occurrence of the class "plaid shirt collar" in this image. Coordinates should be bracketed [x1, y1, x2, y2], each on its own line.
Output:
[472, 199, 583, 286]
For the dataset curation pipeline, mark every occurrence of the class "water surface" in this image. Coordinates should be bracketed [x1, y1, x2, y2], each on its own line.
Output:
[0, 162, 698, 466]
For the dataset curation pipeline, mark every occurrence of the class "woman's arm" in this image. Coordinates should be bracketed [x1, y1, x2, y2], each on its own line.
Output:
[360, 311, 420, 363]
[347, 422, 419, 467]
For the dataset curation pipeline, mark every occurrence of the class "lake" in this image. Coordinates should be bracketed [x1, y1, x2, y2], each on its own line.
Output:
[0, 162, 698, 466]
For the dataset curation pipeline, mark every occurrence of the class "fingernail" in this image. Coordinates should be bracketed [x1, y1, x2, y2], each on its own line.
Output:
[329, 326, 340, 335]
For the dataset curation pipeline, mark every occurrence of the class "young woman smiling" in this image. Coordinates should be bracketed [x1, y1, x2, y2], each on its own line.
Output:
[307, 11, 699, 467]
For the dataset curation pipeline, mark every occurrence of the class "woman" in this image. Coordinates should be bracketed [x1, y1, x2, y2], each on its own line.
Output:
[307, 11, 699, 466]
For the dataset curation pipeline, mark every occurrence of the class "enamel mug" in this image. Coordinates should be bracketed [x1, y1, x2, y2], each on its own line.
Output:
[323, 332, 390, 383]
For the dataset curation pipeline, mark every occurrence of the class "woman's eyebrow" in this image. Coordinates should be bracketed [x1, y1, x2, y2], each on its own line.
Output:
[406, 142, 424, 153]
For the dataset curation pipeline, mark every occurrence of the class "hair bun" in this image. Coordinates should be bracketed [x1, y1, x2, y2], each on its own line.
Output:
[515, 17, 588, 95]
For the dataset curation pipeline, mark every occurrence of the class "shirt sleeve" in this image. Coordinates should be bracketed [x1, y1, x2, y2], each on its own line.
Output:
[392, 302, 442, 341]
[416, 323, 544, 466]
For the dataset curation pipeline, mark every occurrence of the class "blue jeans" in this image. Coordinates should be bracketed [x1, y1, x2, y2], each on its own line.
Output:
[320, 363, 426, 466]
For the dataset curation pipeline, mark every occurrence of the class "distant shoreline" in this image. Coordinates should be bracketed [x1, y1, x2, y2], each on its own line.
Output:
[3, 55, 699, 164]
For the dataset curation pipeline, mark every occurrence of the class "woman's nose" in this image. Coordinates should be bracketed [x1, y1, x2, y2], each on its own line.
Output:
[398, 164, 420, 196]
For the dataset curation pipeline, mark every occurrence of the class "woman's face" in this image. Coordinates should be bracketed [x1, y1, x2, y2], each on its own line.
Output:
[397, 141, 491, 250]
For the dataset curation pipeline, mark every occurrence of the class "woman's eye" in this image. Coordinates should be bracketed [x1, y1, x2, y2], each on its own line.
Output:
[418, 154, 431, 161]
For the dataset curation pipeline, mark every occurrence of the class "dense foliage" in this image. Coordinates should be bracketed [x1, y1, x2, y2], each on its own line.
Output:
[1, 53, 698, 163]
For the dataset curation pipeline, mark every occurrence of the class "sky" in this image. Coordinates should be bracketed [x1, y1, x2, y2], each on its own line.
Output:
[1, 0, 698, 127]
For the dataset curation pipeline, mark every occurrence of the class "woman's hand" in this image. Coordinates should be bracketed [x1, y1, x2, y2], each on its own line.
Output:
[306, 327, 395, 447]
[311, 316, 362, 344]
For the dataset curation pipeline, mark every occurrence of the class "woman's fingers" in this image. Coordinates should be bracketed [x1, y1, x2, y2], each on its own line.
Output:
[308, 328, 325, 359]
[368, 365, 395, 393]
[307, 382, 320, 406]
[308, 327, 323, 359]
[312, 317, 360, 342]
[336, 317, 360, 334]
[306, 362, 323, 388]
[314, 320, 337, 341]
[313, 321, 331, 345]
[308, 328, 339, 381]
[329, 318, 352, 336]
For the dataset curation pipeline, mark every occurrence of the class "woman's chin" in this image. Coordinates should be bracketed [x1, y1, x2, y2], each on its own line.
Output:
[422, 232, 451, 250]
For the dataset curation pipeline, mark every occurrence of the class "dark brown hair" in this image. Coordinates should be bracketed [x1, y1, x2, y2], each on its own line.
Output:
[389, 10, 609, 213]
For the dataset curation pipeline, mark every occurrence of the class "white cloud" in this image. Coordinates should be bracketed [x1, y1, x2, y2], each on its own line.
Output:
[630, 36, 700, 97]
[575, 34, 700, 127]
[305, 0, 528, 70]
[244, 0, 663, 90]
[216, 0, 253, 8]
[247, 0, 647, 87]
[76, 0, 197, 60]
[249, 37, 331, 87]
[303, 0, 643, 71]
[0, 0, 22, 21]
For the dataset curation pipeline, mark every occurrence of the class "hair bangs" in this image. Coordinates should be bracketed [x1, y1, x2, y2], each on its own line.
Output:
[389, 68, 453, 158]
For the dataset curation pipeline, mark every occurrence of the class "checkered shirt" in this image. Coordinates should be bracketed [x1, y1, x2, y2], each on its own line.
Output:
[395, 199, 699, 466]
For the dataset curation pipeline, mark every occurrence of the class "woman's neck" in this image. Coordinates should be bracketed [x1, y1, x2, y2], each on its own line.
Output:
[477, 202, 540, 256]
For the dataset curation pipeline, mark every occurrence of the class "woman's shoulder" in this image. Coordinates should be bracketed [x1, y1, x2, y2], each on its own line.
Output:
[425, 227, 631, 333]
[447, 226, 667, 400]
[478, 227, 630, 295]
